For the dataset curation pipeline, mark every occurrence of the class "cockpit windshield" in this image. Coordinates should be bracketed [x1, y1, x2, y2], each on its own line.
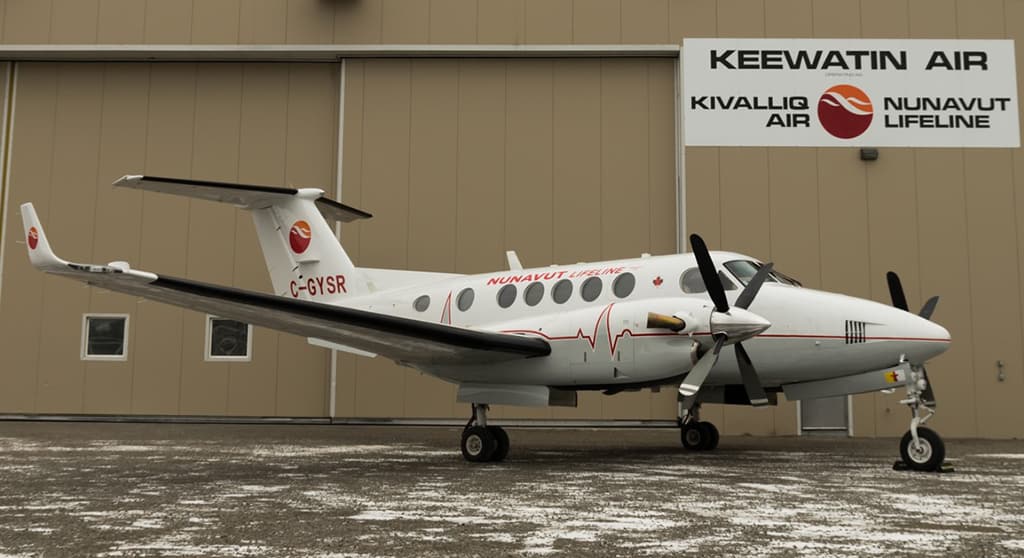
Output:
[723, 260, 801, 287]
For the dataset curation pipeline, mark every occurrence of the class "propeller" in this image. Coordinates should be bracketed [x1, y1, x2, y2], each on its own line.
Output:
[886, 271, 940, 320]
[675, 235, 773, 405]
[885, 271, 939, 407]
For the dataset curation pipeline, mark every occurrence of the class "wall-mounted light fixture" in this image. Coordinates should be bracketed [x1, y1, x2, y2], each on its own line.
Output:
[860, 148, 879, 161]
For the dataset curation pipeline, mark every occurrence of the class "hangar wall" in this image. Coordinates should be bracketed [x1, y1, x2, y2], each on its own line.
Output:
[0, 0, 1021, 438]
[0, 62, 337, 417]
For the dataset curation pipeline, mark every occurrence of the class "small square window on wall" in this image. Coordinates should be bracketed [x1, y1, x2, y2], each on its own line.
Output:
[81, 314, 129, 361]
[205, 316, 252, 361]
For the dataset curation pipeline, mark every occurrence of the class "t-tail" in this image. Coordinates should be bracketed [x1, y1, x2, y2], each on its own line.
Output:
[113, 175, 372, 303]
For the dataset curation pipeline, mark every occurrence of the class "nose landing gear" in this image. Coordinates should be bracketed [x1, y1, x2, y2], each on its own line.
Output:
[460, 404, 510, 463]
[896, 365, 950, 472]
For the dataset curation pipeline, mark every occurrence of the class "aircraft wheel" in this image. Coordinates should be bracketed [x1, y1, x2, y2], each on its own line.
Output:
[700, 421, 720, 451]
[681, 422, 707, 450]
[899, 427, 945, 471]
[488, 426, 510, 462]
[461, 426, 497, 463]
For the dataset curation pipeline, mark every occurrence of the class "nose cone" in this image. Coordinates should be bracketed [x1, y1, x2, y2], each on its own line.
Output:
[888, 307, 951, 363]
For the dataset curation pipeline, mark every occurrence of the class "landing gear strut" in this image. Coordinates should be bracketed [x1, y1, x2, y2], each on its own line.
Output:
[897, 364, 946, 471]
[461, 404, 510, 463]
[678, 397, 719, 451]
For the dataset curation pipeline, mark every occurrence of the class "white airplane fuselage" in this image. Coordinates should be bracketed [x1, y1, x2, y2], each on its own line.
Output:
[320, 251, 951, 390]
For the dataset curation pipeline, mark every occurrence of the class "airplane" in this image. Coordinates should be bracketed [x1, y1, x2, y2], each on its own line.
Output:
[19, 175, 951, 470]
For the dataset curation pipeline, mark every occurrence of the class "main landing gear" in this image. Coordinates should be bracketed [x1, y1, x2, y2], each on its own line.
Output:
[678, 398, 719, 451]
[896, 365, 947, 472]
[461, 404, 510, 463]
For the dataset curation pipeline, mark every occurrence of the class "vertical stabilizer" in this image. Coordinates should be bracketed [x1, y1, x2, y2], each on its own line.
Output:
[113, 175, 371, 303]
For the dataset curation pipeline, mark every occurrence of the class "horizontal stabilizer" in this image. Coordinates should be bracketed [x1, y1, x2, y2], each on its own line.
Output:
[113, 175, 372, 224]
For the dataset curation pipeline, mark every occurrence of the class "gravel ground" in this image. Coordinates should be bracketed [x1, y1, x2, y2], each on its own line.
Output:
[0, 421, 1022, 557]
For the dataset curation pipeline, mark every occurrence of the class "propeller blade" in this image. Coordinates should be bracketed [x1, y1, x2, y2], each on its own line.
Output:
[689, 234, 729, 313]
[734, 262, 774, 310]
[919, 296, 939, 320]
[886, 271, 909, 312]
[920, 366, 937, 408]
[678, 335, 726, 396]
[734, 342, 769, 406]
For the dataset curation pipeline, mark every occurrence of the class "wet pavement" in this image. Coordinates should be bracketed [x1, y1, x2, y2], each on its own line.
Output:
[0, 421, 1022, 557]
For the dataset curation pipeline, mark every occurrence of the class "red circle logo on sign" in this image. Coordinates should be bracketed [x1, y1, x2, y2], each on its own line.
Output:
[817, 84, 874, 140]
[289, 220, 312, 254]
[27, 227, 38, 250]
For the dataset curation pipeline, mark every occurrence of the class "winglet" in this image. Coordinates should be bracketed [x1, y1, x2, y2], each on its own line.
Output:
[20, 203, 68, 272]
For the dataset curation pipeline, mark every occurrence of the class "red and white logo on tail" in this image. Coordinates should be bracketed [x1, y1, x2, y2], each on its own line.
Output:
[289, 220, 311, 254]
[27, 227, 38, 250]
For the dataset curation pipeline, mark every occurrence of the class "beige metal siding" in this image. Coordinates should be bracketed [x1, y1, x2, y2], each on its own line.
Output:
[0, 62, 335, 417]
[0, 0, 1020, 438]
[338, 58, 677, 420]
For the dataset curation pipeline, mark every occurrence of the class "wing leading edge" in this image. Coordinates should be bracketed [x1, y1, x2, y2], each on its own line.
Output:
[20, 203, 549, 366]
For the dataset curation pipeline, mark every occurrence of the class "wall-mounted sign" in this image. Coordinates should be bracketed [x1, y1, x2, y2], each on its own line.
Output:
[683, 38, 1019, 147]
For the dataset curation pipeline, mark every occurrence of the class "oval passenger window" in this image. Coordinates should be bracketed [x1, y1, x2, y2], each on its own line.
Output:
[497, 284, 517, 308]
[413, 295, 430, 312]
[581, 277, 603, 302]
[456, 288, 475, 311]
[524, 282, 544, 306]
[552, 279, 573, 304]
[612, 273, 635, 298]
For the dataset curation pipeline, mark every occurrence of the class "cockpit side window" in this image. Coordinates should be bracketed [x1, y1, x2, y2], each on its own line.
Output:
[718, 270, 738, 291]
[680, 267, 739, 293]
[724, 260, 780, 286]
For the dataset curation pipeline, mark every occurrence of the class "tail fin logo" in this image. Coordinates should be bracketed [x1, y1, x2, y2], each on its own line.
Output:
[27, 227, 38, 250]
[817, 84, 873, 139]
[289, 220, 312, 254]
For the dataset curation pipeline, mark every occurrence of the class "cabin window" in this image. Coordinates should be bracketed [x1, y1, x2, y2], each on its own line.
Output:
[82, 314, 128, 360]
[413, 295, 430, 312]
[612, 273, 635, 298]
[581, 277, 603, 302]
[524, 282, 544, 306]
[456, 288, 475, 311]
[497, 284, 517, 308]
[680, 268, 706, 294]
[206, 316, 252, 361]
[552, 279, 573, 304]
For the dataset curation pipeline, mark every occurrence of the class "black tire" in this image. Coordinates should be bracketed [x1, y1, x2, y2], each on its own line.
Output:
[461, 426, 496, 462]
[700, 421, 720, 451]
[488, 426, 510, 462]
[681, 422, 706, 450]
[900, 427, 945, 471]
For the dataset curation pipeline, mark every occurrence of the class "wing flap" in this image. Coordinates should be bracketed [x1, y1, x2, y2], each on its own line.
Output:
[20, 203, 548, 366]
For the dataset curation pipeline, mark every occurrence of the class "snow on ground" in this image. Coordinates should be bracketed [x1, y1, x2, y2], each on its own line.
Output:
[0, 424, 1022, 557]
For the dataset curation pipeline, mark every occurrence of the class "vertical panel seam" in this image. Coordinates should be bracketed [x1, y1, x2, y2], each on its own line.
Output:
[83, 62, 109, 413]
[35, 64, 61, 413]
[1005, 0, 1024, 396]
[176, 63, 200, 416]
[0, 63, 17, 310]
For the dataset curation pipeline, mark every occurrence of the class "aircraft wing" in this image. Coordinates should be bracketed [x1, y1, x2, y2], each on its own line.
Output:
[20, 203, 550, 366]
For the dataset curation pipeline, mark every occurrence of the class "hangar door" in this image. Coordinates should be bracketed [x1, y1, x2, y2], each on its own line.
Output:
[334, 59, 678, 421]
[0, 62, 336, 418]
